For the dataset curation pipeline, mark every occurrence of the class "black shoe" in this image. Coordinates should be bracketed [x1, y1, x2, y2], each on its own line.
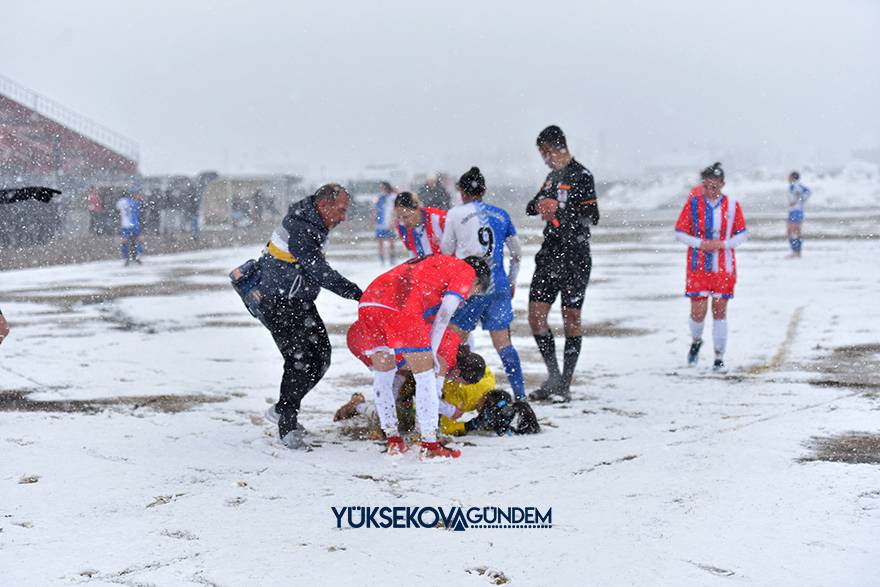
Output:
[713, 358, 725, 371]
[552, 386, 572, 403]
[278, 410, 300, 438]
[529, 376, 563, 401]
[687, 339, 703, 366]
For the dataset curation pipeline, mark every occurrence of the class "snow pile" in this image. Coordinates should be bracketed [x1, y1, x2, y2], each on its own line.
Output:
[602, 161, 880, 212]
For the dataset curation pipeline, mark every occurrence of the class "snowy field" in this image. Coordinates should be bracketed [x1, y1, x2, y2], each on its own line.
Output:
[1, 203, 879, 585]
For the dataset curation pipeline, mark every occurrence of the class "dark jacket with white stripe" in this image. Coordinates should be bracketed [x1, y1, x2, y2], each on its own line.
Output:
[260, 196, 362, 302]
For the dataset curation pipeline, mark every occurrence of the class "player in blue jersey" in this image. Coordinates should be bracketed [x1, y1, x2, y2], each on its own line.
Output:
[786, 171, 811, 258]
[440, 167, 527, 400]
[374, 181, 397, 265]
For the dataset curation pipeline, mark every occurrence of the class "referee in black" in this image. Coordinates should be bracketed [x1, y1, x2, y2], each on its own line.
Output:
[526, 126, 599, 402]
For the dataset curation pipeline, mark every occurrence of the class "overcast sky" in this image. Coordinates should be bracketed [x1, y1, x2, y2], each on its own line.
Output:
[2, 0, 877, 181]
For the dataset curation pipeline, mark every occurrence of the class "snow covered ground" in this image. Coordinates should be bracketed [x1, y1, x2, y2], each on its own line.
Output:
[1, 202, 878, 585]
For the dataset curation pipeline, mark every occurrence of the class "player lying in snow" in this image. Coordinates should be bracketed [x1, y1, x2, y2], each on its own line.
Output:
[339, 340, 539, 438]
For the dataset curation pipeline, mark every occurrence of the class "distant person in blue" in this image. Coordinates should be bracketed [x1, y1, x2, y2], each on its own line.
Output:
[786, 171, 811, 258]
[116, 187, 144, 265]
[374, 181, 397, 265]
[440, 167, 527, 400]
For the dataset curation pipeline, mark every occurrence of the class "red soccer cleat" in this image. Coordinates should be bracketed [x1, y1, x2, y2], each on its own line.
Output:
[419, 441, 461, 459]
[386, 436, 409, 455]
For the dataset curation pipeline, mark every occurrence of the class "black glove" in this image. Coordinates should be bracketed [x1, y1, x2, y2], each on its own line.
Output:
[0, 187, 62, 204]
[464, 414, 487, 433]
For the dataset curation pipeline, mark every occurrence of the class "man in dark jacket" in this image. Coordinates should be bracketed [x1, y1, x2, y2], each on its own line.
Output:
[258, 183, 363, 449]
[525, 125, 600, 402]
[0, 186, 60, 345]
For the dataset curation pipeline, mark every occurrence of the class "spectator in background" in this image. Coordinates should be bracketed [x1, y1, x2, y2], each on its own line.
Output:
[418, 173, 451, 210]
[374, 181, 397, 265]
[166, 182, 186, 239]
[143, 186, 163, 236]
[116, 187, 144, 265]
[86, 186, 103, 235]
[231, 195, 250, 228]
[183, 179, 202, 240]
[253, 188, 266, 222]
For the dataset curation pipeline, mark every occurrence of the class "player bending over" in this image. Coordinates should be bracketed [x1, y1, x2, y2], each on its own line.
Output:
[355, 254, 490, 458]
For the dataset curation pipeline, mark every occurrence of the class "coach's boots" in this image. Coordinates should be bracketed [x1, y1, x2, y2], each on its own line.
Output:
[278, 409, 308, 450]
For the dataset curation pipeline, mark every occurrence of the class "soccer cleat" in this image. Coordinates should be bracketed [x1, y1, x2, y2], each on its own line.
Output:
[419, 441, 461, 459]
[687, 339, 703, 366]
[713, 358, 725, 371]
[528, 376, 564, 401]
[552, 387, 572, 403]
[280, 428, 308, 450]
[386, 436, 409, 455]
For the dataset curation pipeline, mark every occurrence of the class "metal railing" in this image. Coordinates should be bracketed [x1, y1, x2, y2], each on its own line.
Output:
[0, 73, 140, 162]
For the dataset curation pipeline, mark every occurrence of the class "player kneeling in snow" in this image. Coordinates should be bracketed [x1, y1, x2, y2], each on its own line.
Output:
[354, 254, 491, 458]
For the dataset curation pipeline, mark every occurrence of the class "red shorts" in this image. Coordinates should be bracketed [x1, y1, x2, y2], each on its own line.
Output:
[685, 271, 736, 299]
[347, 309, 461, 370]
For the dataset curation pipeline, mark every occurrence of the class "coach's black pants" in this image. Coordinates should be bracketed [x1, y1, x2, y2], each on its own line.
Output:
[262, 297, 331, 432]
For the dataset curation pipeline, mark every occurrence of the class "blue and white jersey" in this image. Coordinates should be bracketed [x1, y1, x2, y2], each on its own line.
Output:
[788, 181, 811, 212]
[440, 200, 521, 294]
[375, 193, 395, 231]
[116, 196, 140, 231]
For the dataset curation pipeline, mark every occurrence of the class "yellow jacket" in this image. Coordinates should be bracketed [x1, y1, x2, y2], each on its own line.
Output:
[440, 367, 496, 435]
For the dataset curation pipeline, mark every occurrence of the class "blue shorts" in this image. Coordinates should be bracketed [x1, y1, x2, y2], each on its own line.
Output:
[451, 291, 513, 332]
[788, 210, 804, 224]
[375, 228, 395, 239]
[120, 227, 140, 238]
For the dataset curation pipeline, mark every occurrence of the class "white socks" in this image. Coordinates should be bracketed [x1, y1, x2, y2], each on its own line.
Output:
[713, 319, 728, 358]
[372, 369, 399, 436]
[690, 316, 728, 358]
[413, 370, 439, 442]
[689, 318, 705, 341]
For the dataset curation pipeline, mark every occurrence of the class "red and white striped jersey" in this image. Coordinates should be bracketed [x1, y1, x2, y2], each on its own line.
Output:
[397, 207, 447, 257]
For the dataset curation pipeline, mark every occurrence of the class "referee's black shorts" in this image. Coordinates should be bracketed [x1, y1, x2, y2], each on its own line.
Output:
[528, 250, 592, 309]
